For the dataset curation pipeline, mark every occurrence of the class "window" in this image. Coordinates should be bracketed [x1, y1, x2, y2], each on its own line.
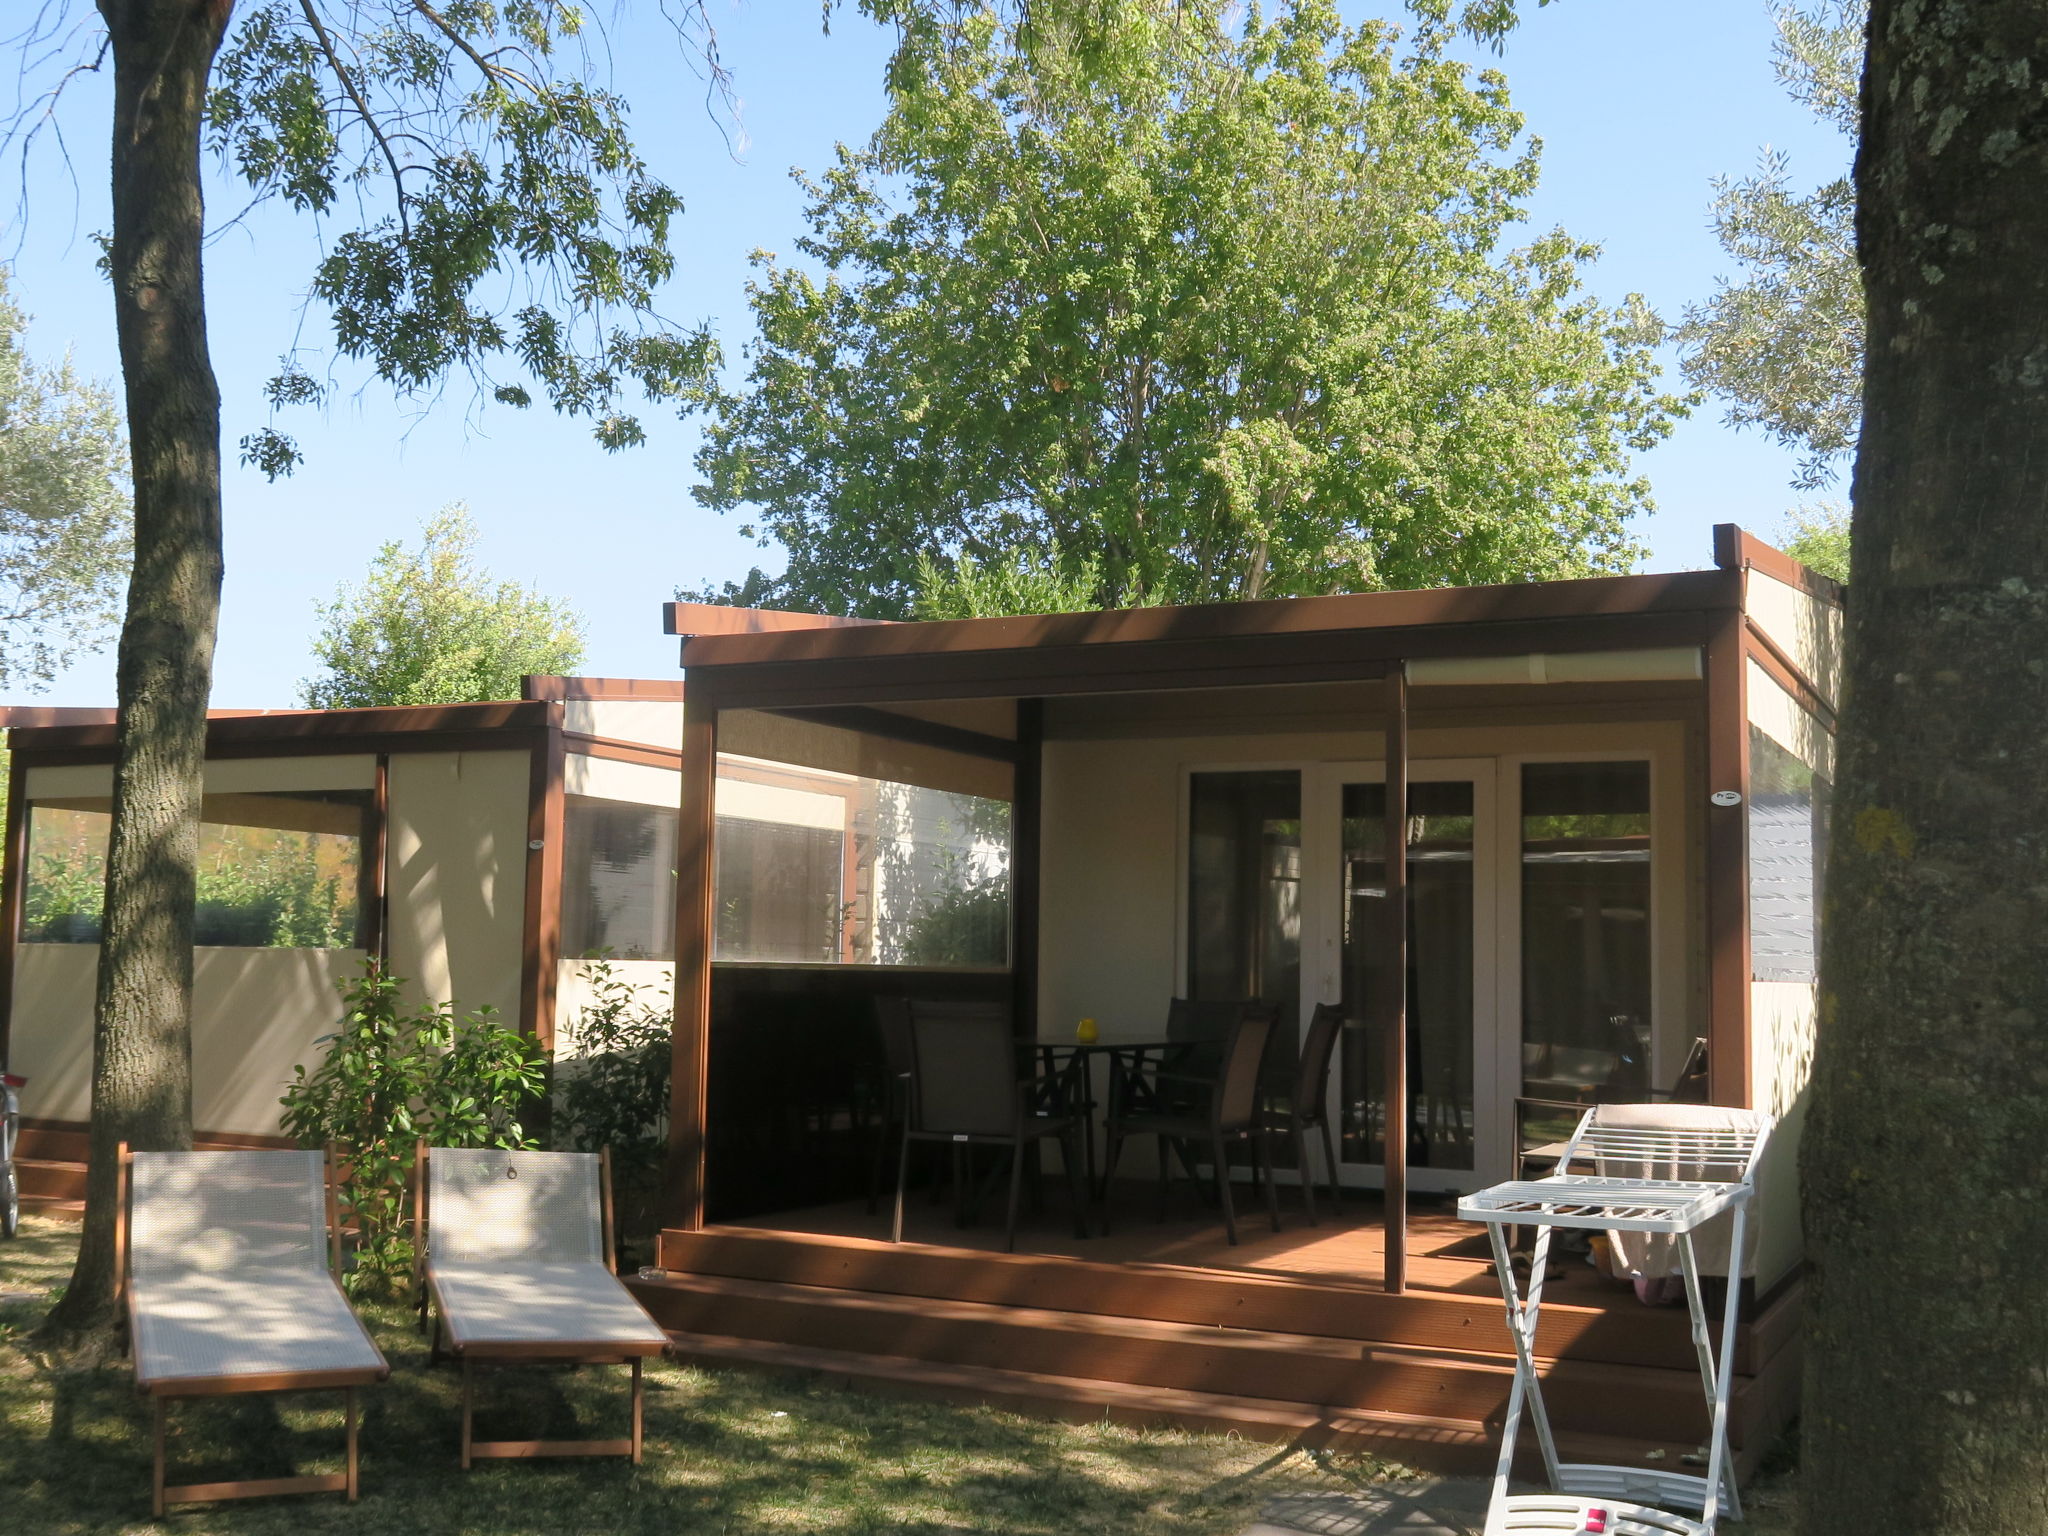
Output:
[22, 790, 374, 948]
[1749, 727, 1829, 983]
[563, 796, 678, 961]
[709, 762, 1011, 969]
[715, 816, 843, 963]
[1520, 761, 1653, 1105]
[1186, 770, 1301, 1018]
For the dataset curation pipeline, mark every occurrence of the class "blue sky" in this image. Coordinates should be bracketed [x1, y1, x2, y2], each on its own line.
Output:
[3, 1, 1850, 708]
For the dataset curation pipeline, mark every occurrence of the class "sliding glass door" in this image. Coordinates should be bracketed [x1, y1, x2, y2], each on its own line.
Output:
[1307, 761, 1502, 1193]
[1183, 752, 1663, 1195]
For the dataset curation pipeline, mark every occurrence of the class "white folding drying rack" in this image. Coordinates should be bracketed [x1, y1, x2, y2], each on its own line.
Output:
[1456, 1106, 1772, 1536]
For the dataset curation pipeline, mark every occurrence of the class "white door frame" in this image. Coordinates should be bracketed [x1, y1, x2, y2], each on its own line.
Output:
[1305, 757, 1505, 1195]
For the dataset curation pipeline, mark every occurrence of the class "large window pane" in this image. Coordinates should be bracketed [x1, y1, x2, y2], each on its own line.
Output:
[1186, 771, 1301, 1020]
[864, 785, 1010, 966]
[711, 760, 1010, 969]
[715, 816, 844, 962]
[564, 795, 678, 960]
[1520, 762, 1653, 1112]
[1338, 781, 1476, 1169]
[23, 791, 372, 949]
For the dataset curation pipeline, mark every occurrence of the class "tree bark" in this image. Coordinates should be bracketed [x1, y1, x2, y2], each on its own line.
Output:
[43, 0, 230, 1341]
[1801, 4, 2048, 1532]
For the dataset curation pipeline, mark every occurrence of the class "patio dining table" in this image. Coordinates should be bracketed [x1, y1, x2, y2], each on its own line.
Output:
[1032, 1038, 1190, 1198]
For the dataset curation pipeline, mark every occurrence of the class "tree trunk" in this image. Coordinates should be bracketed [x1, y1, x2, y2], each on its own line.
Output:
[42, 0, 230, 1341]
[1801, 4, 2048, 1532]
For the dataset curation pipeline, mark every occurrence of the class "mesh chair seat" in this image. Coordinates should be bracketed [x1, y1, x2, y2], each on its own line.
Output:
[430, 1262, 668, 1352]
[128, 1149, 386, 1390]
[134, 1267, 385, 1386]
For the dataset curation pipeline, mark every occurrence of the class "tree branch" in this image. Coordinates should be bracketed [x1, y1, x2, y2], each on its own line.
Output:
[298, 0, 410, 236]
[409, 0, 540, 94]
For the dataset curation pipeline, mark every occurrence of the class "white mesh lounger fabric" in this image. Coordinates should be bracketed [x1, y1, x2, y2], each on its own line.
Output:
[419, 1146, 667, 1467]
[121, 1147, 387, 1517]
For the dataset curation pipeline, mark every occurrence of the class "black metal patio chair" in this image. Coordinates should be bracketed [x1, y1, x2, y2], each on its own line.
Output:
[1102, 1003, 1282, 1246]
[891, 999, 1091, 1252]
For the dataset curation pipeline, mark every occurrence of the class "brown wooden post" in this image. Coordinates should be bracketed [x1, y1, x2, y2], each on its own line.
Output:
[113, 1141, 131, 1313]
[363, 753, 390, 965]
[0, 747, 29, 1068]
[1382, 664, 1409, 1294]
[1010, 699, 1044, 1039]
[665, 688, 719, 1232]
[518, 708, 568, 1055]
[1704, 528, 1753, 1107]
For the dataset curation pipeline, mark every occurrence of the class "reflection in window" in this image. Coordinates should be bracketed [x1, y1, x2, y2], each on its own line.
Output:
[1749, 728, 1829, 983]
[1186, 771, 1301, 1024]
[1338, 781, 1476, 1170]
[715, 815, 842, 963]
[1520, 762, 1653, 1112]
[710, 766, 1011, 969]
[564, 796, 678, 961]
[23, 791, 373, 948]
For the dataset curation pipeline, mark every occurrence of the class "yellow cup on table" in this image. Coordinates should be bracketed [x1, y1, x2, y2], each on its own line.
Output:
[1075, 1016, 1099, 1044]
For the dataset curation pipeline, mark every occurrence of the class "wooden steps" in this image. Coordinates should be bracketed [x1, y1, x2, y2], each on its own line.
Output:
[636, 1224, 1804, 1475]
[12, 1122, 288, 1222]
[15, 1126, 88, 1220]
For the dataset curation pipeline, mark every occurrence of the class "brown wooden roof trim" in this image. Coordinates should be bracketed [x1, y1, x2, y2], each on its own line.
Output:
[760, 705, 1021, 764]
[6, 700, 551, 756]
[689, 608, 1718, 712]
[676, 568, 1737, 672]
[1714, 522, 1846, 606]
[662, 602, 891, 638]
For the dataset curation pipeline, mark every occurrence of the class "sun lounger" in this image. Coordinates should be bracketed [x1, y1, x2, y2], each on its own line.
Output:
[414, 1144, 668, 1467]
[117, 1144, 389, 1516]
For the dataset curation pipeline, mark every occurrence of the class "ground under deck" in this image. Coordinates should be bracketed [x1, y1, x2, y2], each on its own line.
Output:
[631, 1182, 1804, 1475]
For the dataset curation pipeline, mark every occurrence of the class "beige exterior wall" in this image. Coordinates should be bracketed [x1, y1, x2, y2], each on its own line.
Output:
[1750, 980, 1817, 1289]
[1038, 715, 1703, 1190]
[1746, 567, 1845, 706]
[565, 699, 685, 751]
[12, 943, 361, 1135]
[565, 751, 680, 807]
[385, 749, 531, 1023]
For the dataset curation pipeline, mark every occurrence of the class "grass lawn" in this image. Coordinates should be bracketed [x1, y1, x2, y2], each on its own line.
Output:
[0, 1217, 1408, 1535]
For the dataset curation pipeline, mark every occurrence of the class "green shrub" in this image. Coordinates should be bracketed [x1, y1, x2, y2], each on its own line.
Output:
[554, 955, 671, 1182]
[280, 961, 547, 1296]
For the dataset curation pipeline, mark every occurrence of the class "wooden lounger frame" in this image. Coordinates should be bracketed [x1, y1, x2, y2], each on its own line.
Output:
[413, 1141, 658, 1468]
[116, 1142, 387, 1518]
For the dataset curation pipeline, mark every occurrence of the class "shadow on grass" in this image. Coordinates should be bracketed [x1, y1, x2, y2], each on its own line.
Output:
[1, 1217, 1406, 1536]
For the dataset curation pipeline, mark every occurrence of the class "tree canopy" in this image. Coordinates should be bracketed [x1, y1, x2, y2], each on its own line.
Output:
[693, 0, 1687, 618]
[1677, 2, 1864, 492]
[301, 504, 585, 707]
[0, 267, 130, 691]
[18, 0, 728, 1341]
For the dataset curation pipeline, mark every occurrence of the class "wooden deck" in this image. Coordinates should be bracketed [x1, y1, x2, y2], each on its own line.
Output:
[630, 1181, 1803, 1476]
[724, 1185, 1620, 1302]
